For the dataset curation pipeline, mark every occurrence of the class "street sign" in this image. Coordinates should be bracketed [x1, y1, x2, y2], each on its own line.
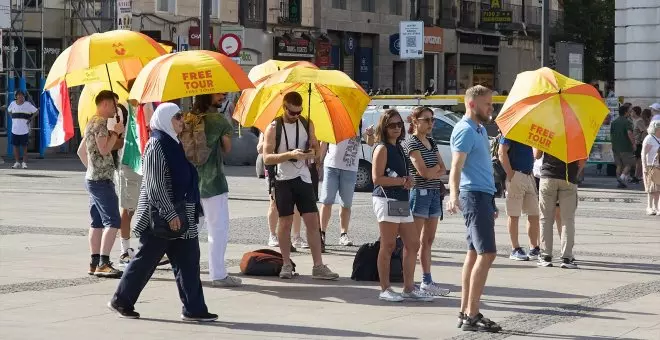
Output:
[399, 21, 424, 59]
[219, 33, 241, 57]
[116, 0, 132, 29]
[481, 10, 512, 23]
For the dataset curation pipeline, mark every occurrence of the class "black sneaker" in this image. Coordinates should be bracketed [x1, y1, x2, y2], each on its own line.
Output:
[617, 180, 627, 189]
[107, 301, 140, 319]
[560, 257, 578, 269]
[462, 313, 502, 333]
[537, 255, 553, 267]
[457, 312, 466, 328]
[181, 312, 218, 322]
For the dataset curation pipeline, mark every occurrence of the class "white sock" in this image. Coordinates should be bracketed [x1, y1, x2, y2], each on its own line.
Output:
[619, 174, 626, 182]
[120, 238, 130, 254]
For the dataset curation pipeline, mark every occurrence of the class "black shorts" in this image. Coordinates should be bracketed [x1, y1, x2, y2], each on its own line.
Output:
[635, 144, 642, 159]
[273, 177, 319, 217]
[11, 133, 29, 146]
[309, 164, 319, 202]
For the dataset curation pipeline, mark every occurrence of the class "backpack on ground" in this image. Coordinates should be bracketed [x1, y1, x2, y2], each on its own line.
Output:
[181, 112, 212, 166]
[240, 248, 296, 276]
[265, 116, 310, 193]
[351, 237, 403, 282]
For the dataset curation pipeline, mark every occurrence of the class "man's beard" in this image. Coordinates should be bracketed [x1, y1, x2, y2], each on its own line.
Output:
[475, 109, 491, 124]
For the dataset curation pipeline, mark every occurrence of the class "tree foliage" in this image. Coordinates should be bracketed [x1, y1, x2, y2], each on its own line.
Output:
[554, 0, 614, 82]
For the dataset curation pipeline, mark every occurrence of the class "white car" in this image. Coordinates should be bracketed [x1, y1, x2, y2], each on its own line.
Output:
[354, 107, 460, 191]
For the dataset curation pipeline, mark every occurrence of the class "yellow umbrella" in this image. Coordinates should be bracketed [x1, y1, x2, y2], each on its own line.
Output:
[45, 30, 167, 90]
[234, 60, 318, 126]
[240, 67, 370, 144]
[78, 82, 130, 134]
[128, 50, 254, 104]
[496, 67, 608, 163]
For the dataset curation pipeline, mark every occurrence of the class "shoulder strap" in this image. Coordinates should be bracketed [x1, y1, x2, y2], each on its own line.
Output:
[275, 117, 284, 152]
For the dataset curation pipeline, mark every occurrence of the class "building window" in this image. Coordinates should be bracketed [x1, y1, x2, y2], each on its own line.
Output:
[240, 0, 265, 28]
[278, 0, 301, 25]
[156, 0, 175, 14]
[362, 0, 375, 12]
[211, 0, 220, 18]
[389, 0, 402, 15]
[332, 0, 346, 9]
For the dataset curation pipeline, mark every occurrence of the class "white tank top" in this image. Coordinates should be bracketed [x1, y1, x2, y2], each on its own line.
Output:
[276, 119, 311, 183]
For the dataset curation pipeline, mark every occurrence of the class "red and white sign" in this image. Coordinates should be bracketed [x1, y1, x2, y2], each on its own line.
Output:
[219, 33, 241, 57]
[188, 26, 213, 47]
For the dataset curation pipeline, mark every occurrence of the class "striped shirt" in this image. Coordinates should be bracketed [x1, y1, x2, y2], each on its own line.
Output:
[402, 135, 444, 190]
[133, 138, 199, 239]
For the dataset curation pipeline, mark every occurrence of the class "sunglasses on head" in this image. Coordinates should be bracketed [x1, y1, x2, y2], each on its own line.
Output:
[386, 121, 404, 129]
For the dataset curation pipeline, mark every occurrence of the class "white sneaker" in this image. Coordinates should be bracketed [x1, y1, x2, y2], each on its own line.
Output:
[268, 234, 279, 247]
[211, 275, 242, 287]
[646, 208, 657, 216]
[21, 162, 27, 169]
[420, 281, 451, 297]
[339, 234, 354, 246]
[11, 162, 20, 169]
[402, 288, 434, 302]
[378, 288, 404, 302]
[292, 236, 308, 249]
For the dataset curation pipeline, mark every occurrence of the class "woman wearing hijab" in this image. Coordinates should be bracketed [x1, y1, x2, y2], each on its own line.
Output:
[108, 103, 217, 322]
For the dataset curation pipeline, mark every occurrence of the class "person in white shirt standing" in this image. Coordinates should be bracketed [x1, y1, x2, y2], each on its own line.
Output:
[8, 90, 38, 169]
[318, 123, 374, 248]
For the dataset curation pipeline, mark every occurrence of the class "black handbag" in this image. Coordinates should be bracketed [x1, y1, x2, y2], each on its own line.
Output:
[387, 200, 411, 217]
[150, 202, 190, 240]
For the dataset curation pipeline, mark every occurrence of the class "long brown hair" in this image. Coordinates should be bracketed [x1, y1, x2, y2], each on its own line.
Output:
[642, 108, 653, 126]
[407, 106, 433, 134]
[375, 109, 405, 144]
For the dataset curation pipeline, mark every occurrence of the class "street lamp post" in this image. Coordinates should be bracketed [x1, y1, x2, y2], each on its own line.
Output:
[200, 0, 212, 50]
[541, 0, 550, 67]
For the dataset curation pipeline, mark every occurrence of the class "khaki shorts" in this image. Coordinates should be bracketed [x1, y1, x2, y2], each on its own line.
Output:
[115, 165, 142, 211]
[614, 151, 635, 168]
[644, 166, 660, 193]
[505, 171, 539, 217]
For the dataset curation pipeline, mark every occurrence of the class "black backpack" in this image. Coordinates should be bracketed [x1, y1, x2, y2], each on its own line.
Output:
[265, 116, 310, 193]
[351, 237, 403, 282]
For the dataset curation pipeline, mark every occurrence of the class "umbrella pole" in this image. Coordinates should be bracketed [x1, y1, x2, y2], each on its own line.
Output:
[105, 64, 114, 92]
[307, 83, 312, 150]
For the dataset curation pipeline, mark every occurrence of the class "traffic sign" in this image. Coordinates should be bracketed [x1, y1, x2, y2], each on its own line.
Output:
[219, 33, 241, 57]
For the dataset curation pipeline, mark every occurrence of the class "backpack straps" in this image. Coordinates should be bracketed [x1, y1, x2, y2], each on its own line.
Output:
[275, 116, 310, 151]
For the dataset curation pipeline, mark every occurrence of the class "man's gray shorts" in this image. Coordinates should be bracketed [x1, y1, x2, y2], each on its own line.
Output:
[115, 165, 142, 211]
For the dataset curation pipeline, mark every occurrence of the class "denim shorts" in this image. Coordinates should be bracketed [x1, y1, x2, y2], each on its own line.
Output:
[320, 167, 358, 208]
[409, 188, 444, 219]
[85, 179, 121, 228]
[459, 191, 496, 254]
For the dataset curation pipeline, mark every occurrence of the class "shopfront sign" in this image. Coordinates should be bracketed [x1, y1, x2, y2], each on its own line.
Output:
[315, 39, 332, 68]
[344, 33, 356, 56]
[424, 27, 443, 53]
[389, 33, 400, 55]
[188, 26, 213, 47]
[274, 36, 315, 58]
[356, 47, 373, 89]
[481, 0, 512, 23]
[239, 49, 259, 66]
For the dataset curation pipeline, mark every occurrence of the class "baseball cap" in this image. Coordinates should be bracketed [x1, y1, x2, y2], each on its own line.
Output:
[649, 103, 660, 111]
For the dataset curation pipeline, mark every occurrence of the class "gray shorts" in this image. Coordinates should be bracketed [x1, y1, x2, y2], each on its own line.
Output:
[614, 151, 635, 168]
[115, 165, 142, 211]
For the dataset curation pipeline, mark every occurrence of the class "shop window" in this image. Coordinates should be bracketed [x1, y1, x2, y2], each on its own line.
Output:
[332, 0, 346, 10]
[362, 0, 375, 12]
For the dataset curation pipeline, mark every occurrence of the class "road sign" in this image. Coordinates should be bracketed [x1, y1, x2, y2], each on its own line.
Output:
[399, 21, 424, 59]
[219, 33, 241, 57]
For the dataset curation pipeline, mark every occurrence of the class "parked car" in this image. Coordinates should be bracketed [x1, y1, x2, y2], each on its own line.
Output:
[355, 106, 459, 191]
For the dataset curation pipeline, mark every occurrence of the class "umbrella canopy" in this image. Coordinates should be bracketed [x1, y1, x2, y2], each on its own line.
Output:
[78, 82, 130, 134]
[240, 67, 370, 144]
[234, 60, 318, 126]
[496, 67, 608, 163]
[128, 50, 254, 104]
[45, 30, 167, 90]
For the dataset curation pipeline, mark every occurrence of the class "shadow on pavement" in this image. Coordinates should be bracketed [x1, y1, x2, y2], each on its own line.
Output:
[498, 330, 640, 340]
[577, 260, 660, 276]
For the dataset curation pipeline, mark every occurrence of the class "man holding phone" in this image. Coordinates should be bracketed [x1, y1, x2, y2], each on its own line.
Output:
[263, 92, 338, 280]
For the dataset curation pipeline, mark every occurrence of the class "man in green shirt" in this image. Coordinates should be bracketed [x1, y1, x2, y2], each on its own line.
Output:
[193, 93, 242, 288]
[610, 104, 636, 188]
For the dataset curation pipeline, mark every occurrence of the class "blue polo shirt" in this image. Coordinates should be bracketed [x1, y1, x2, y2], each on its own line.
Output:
[499, 137, 534, 173]
[450, 117, 496, 194]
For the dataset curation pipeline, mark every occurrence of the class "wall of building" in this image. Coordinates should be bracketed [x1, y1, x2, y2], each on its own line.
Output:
[615, 0, 660, 106]
[497, 38, 540, 92]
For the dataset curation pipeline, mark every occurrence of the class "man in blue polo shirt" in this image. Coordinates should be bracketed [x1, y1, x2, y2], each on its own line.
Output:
[448, 85, 501, 333]
[499, 137, 540, 261]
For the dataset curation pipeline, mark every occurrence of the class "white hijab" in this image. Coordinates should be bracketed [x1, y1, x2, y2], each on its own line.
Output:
[149, 102, 181, 143]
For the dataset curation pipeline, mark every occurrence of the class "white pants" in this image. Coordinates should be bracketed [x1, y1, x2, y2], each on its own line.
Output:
[200, 193, 230, 280]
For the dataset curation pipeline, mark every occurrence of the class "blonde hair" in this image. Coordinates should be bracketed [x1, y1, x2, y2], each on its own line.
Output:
[464, 85, 492, 102]
[648, 120, 660, 135]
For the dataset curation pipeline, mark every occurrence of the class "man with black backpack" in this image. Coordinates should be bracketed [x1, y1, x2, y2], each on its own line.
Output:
[262, 92, 339, 280]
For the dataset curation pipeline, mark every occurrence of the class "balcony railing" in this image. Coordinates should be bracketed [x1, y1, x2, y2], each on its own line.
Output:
[240, 0, 266, 29]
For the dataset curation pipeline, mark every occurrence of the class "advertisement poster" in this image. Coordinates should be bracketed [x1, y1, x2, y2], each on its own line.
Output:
[399, 21, 424, 59]
[116, 0, 132, 30]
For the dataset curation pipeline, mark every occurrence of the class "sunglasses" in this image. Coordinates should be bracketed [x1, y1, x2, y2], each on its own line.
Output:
[286, 108, 303, 116]
[386, 121, 404, 129]
[173, 112, 183, 120]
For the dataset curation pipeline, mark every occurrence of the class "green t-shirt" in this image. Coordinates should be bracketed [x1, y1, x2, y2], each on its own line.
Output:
[610, 116, 633, 153]
[197, 112, 233, 198]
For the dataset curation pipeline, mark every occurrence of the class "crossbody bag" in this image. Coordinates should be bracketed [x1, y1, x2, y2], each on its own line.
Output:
[381, 144, 410, 217]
